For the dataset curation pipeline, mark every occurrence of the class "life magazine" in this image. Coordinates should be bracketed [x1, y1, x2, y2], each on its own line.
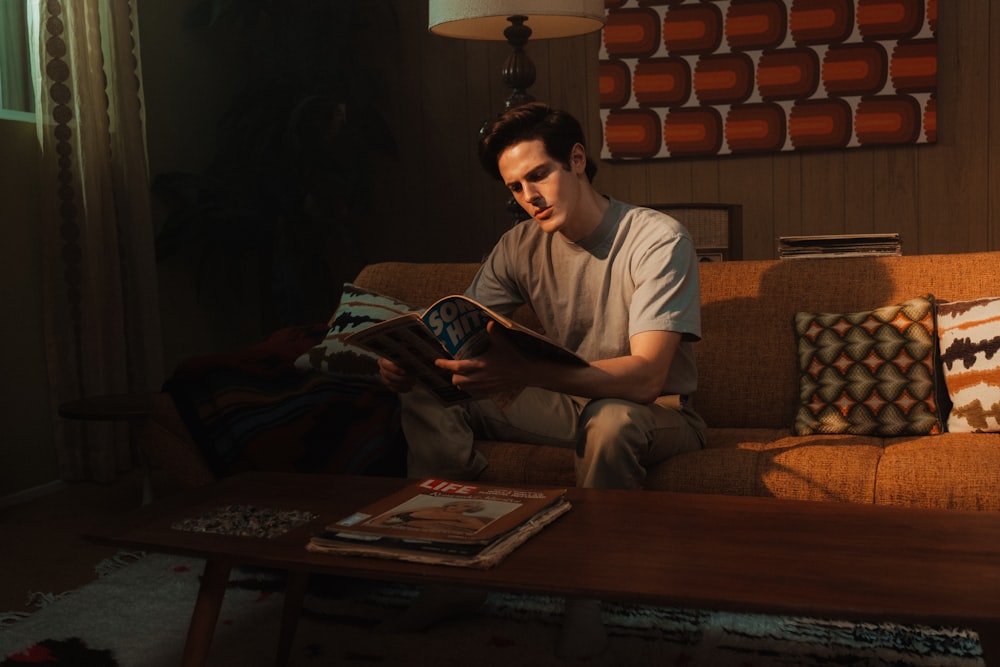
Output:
[306, 478, 571, 568]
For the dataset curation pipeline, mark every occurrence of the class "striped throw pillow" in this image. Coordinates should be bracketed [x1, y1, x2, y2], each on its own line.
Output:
[294, 284, 416, 379]
[937, 296, 1000, 433]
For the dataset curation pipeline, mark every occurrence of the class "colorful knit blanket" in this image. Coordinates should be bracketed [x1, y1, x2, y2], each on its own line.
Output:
[163, 323, 406, 479]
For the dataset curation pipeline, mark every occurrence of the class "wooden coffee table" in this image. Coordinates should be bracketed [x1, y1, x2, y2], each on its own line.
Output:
[88, 472, 1000, 666]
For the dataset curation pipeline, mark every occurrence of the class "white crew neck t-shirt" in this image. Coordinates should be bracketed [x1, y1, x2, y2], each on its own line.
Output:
[465, 196, 701, 396]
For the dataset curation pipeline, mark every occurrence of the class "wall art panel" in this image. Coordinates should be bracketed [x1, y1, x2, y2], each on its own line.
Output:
[599, 0, 938, 160]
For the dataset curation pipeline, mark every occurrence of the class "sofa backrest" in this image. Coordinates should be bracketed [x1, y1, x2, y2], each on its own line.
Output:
[695, 251, 1000, 429]
[354, 251, 1000, 431]
[353, 262, 480, 308]
[352, 261, 542, 330]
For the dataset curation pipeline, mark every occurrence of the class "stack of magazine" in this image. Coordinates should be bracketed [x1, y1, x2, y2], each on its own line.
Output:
[307, 478, 571, 569]
[777, 233, 902, 259]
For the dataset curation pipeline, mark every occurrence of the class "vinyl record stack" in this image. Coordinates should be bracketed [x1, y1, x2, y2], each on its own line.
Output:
[777, 233, 902, 260]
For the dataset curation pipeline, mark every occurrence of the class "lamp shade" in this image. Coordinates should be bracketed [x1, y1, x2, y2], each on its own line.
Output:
[428, 0, 606, 40]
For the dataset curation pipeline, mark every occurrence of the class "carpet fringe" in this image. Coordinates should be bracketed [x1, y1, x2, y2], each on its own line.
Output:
[2, 550, 150, 621]
[24, 590, 73, 610]
[0, 611, 32, 627]
[94, 550, 147, 578]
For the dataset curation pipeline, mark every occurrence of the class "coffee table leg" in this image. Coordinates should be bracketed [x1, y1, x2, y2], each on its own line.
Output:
[274, 570, 309, 666]
[181, 559, 233, 667]
[977, 621, 1000, 666]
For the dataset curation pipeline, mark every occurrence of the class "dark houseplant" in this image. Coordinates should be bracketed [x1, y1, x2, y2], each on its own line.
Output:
[154, 0, 398, 333]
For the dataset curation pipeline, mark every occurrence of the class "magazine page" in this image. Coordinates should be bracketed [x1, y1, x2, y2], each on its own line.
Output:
[423, 295, 587, 366]
[344, 295, 586, 407]
[421, 295, 493, 359]
[344, 314, 473, 405]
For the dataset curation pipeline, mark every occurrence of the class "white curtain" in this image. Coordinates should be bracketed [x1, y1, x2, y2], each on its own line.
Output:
[29, 0, 164, 482]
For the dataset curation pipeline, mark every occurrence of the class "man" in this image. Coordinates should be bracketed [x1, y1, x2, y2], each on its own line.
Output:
[377, 103, 706, 656]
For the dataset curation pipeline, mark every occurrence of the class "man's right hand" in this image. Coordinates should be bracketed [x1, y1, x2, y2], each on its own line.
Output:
[377, 357, 415, 393]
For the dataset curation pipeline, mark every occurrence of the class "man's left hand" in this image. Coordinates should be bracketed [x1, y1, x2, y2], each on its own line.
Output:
[436, 321, 526, 397]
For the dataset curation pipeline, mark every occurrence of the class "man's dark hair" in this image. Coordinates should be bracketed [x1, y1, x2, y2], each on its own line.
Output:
[478, 103, 598, 183]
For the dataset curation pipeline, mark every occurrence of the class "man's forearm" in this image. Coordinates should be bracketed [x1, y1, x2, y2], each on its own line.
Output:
[523, 355, 668, 404]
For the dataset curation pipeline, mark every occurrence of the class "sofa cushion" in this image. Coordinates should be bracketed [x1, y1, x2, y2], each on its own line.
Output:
[294, 283, 417, 380]
[475, 441, 576, 487]
[650, 430, 884, 503]
[473, 429, 884, 504]
[793, 296, 944, 436]
[936, 296, 1000, 432]
[874, 433, 1000, 510]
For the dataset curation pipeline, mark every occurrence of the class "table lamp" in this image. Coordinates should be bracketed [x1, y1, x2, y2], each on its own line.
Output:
[428, 0, 606, 110]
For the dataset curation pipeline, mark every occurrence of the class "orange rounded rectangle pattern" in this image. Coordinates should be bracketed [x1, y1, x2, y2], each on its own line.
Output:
[857, 0, 924, 40]
[923, 95, 936, 142]
[694, 53, 755, 105]
[788, 99, 852, 149]
[604, 8, 661, 59]
[725, 0, 787, 51]
[890, 40, 936, 93]
[599, 0, 937, 157]
[821, 43, 888, 96]
[757, 49, 820, 100]
[725, 103, 787, 152]
[634, 58, 691, 107]
[599, 60, 632, 108]
[789, 0, 853, 45]
[855, 95, 921, 145]
[664, 107, 724, 156]
[663, 4, 724, 54]
[604, 109, 662, 159]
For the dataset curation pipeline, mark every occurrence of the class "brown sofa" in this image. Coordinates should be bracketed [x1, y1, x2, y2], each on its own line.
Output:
[142, 250, 1000, 511]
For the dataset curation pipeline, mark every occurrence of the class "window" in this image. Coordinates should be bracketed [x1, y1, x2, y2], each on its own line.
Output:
[0, 0, 35, 120]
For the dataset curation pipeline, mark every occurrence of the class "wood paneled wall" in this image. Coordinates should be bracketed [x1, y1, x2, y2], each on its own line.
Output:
[359, 1, 998, 265]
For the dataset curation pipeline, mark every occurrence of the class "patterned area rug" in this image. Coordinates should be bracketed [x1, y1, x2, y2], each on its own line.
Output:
[0, 552, 984, 667]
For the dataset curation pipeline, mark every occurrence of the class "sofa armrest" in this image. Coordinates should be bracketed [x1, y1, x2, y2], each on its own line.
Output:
[138, 392, 216, 488]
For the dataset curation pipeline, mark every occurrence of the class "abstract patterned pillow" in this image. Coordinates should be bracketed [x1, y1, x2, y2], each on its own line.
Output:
[793, 296, 943, 436]
[294, 284, 416, 379]
[936, 296, 1000, 433]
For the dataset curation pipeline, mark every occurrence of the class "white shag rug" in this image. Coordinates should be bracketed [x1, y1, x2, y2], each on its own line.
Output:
[0, 552, 985, 667]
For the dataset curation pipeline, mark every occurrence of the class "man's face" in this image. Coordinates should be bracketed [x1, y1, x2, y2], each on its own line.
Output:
[497, 139, 587, 238]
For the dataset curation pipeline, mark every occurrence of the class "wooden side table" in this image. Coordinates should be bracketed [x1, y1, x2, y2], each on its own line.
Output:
[58, 392, 159, 504]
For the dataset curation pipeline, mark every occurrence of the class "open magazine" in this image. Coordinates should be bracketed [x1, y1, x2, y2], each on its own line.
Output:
[344, 294, 587, 405]
[306, 478, 571, 569]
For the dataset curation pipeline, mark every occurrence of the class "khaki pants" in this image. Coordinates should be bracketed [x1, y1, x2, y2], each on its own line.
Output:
[400, 385, 706, 489]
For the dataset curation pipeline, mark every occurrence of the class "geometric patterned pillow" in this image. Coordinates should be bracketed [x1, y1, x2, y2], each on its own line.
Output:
[293, 283, 417, 380]
[936, 296, 1000, 433]
[793, 295, 944, 436]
